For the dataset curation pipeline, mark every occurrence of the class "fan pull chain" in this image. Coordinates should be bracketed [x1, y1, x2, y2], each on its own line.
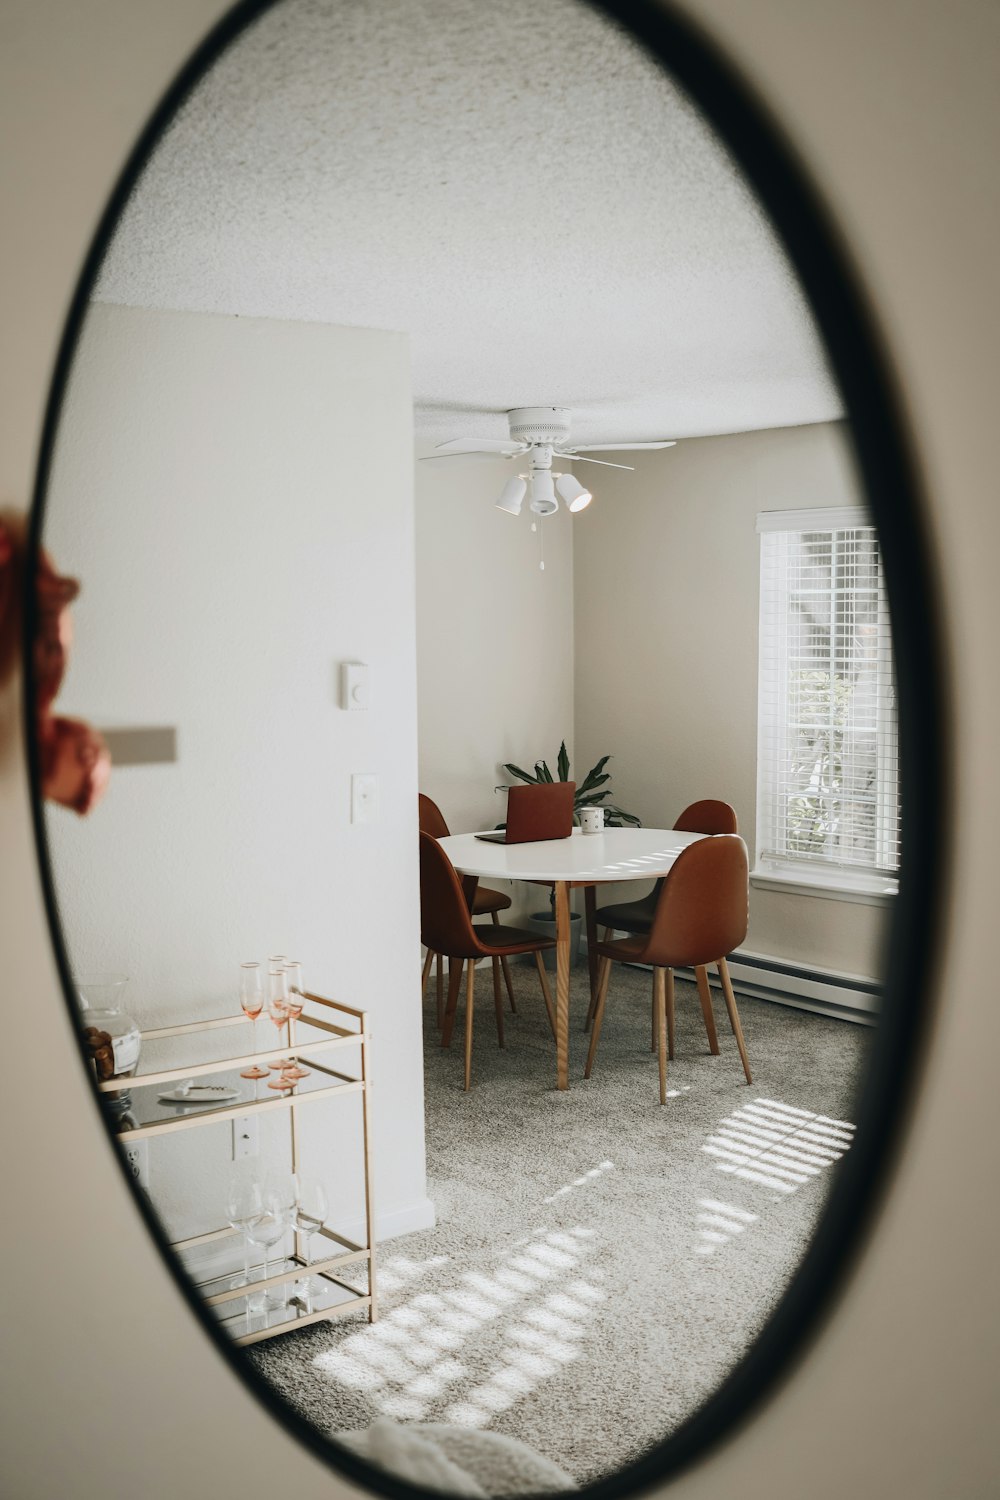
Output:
[539, 516, 545, 571]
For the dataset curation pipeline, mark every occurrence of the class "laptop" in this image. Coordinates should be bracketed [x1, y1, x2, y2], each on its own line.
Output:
[476, 781, 576, 844]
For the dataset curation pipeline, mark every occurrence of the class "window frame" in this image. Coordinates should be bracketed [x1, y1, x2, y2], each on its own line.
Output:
[754, 506, 900, 902]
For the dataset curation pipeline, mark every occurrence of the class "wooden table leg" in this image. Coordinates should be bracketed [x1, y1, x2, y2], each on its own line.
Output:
[555, 880, 571, 1089]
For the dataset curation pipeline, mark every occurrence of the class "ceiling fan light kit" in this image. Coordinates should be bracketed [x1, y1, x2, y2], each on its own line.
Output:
[426, 406, 675, 525]
[496, 476, 527, 515]
[528, 469, 558, 516]
[555, 473, 593, 511]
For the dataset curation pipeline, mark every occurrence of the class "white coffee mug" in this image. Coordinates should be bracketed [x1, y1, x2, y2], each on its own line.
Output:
[580, 807, 605, 834]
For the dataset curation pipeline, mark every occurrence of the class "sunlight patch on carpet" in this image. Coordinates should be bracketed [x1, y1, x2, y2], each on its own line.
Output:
[702, 1096, 856, 1198]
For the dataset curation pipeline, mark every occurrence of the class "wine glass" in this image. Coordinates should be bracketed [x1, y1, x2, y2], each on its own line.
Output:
[226, 1159, 264, 1293]
[291, 1173, 330, 1305]
[280, 961, 310, 1081]
[245, 1173, 295, 1311]
[238, 962, 269, 1081]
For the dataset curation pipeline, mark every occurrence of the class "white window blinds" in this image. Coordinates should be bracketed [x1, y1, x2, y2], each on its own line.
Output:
[756, 508, 900, 881]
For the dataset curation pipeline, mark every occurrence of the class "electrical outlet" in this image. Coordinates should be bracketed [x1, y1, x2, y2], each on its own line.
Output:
[121, 1138, 149, 1190]
[232, 1115, 259, 1160]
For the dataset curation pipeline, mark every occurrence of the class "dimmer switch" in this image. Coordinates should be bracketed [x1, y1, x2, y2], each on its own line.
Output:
[341, 661, 370, 710]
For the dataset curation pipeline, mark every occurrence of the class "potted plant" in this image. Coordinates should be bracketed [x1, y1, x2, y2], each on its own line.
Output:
[500, 742, 640, 967]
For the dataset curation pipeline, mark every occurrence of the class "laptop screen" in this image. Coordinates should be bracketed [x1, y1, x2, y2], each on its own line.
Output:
[496, 782, 576, 843]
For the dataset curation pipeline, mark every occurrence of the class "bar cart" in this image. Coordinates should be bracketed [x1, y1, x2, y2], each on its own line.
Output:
[99, 990, 377, 1347]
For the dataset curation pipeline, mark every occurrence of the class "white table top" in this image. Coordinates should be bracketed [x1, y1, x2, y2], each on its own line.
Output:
[437, 826, 708, 883]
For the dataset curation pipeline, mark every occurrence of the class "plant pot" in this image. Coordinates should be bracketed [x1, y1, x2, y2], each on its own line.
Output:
[525, 910, 582, 971]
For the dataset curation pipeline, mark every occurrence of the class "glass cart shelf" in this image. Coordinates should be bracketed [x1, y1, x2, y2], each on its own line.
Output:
[102, 991, 377, 1346]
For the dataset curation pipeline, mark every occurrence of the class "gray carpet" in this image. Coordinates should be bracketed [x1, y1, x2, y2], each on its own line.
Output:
[247, 959, 870, 1486]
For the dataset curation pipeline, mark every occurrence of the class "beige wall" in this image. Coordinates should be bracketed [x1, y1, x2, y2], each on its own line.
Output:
[1, 3, 998, 1499]
[415, 453, 574, 920]
[43, 303, 431, 1252]
[574, 421, 888, 977]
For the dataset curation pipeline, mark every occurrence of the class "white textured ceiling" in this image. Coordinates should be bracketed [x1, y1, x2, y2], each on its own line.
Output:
[94, 0, 842, 444]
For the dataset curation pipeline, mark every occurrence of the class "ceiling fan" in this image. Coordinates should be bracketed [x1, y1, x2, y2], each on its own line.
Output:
[420, 406, 676, 516]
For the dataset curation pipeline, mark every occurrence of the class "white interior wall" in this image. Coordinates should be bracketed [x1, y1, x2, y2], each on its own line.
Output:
[572, 421, 888, 978]
[44, 303, 433, 1255]
[415, 454, 574, 922]
[3, 4, 1000, 1499]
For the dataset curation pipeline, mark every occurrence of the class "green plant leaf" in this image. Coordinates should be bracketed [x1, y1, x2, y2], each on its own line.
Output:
[575, 790, 612, 807]
[535, 760, 554, 783]
[603, 804, 642, 826]
[577, 755, 612, 794]
[575, 773, 610, 797]
[503, 762, 539, 785]
[556, 741, 570, 782]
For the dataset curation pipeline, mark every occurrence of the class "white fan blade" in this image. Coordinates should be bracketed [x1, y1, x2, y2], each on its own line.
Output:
[553, 452, 634, 471]
[569, 440, 677, 451]
[419, 451, 519, 467]
[433, 437, 527, 455]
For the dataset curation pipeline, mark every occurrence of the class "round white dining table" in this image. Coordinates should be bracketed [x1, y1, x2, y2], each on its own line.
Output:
[436, 827, 707, 1090]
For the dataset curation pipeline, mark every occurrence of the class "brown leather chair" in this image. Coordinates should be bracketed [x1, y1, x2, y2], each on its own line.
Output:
[590, 799, 738, 1054]
[420, 833, 557, 1090]
[585, 834, 751, 1103]
[419, 793, 516, 1022]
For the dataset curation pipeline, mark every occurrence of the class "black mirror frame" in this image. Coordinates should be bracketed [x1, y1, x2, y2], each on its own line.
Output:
[22, 1, 947, 1496]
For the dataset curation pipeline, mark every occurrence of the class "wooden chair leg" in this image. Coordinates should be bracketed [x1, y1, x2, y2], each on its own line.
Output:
[436, 952, 445, 1028]
[586, 929, 616, 1031]
[533, 950, 557, 1039]
[585, 884, 599, 1005]
[652, 969, 675, 1059]
[464, 958, 476, 1091]
[654, 967, 668, 1105]
[584, 956, 613, 1078]
[492, 956, 505, 1048]
[441, 958, 463, 1049]
[666, 966, 675, 1062]
[491, 912, 517, 1011]
[718, 957, 752, 1083]
[421, 948, 434, 998]
[695, 964, 720, 1054]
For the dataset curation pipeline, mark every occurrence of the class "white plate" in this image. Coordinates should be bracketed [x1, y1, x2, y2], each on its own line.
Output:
[158, 1084, 241, 1104]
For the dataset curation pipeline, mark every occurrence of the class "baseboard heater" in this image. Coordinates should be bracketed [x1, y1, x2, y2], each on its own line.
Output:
[587, 940, 880, 1025]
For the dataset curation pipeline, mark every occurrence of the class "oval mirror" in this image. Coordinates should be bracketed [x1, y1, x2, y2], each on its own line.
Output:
[29, 0, 939, 1495]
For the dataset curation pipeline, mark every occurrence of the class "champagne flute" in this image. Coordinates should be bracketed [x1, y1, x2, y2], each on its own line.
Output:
[226, 1160, 264, 1294]
[238, 963, 269, 1081]
[280, 961, 310, 1080]
[284, 961, 304, 1017]
[266, 967, 291, 1075]
[291, 1173, 330, 1305]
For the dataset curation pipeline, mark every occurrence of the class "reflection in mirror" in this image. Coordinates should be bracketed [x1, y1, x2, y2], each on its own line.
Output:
[40, 0, 895, 1491]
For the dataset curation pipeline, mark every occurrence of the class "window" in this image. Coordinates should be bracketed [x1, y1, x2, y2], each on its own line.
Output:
[755, 507, 899, 898]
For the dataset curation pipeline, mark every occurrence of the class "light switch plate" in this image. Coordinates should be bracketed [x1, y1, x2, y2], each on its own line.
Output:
[341, 661, 370, 710]
[352, 773, 378, 824]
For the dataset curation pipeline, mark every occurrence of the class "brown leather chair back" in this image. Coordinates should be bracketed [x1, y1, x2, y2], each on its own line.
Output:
[673, 799, 738, 835]
[419, 831, 481, 960]
[419, 793, 450, 840]
[640, 834, 748, 969]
